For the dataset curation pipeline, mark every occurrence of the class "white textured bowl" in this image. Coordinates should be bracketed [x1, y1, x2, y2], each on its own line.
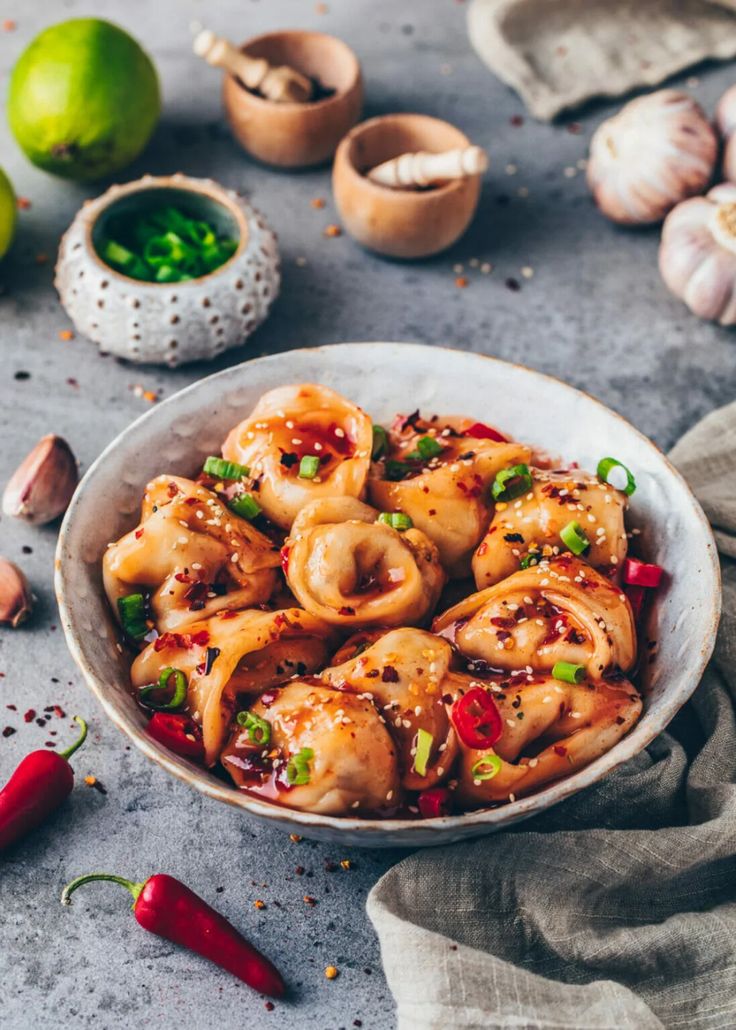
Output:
[55, 344, 720, 847]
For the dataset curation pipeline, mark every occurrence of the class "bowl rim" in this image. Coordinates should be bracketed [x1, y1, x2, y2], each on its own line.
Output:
[55, 342, 721, 842]
[80, 175, 249, 289]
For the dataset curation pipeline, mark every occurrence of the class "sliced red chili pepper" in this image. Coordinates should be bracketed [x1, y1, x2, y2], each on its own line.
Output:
[417, 787, 452, 819]
[625, 584, 646, 623]
[147, 713, 204, 762]
[451, 688, 503, 749]
[465, 421, 507, 443]
[623, 557, 664, 588]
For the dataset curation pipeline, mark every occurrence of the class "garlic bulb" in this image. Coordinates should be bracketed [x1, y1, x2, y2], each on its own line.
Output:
[659, 183, 736, 324]
[0, 557, 33, 627]
[587, 90, 717, 225]
[716, 85, 736, 183]
[2, 434, 79, 524]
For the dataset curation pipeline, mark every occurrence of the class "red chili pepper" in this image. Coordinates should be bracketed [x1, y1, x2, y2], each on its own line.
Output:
[417, 787, 452, 819]
[625, 584, 646, 623]
[280, 546, 290, 575]
[451, 688, 503, 749]
[147, 712, 204, 761]
[61, 872, 285, 997]
[465, 421, 507, 443]
[0, 716, 87, 852]
[623, 557, 664, 588]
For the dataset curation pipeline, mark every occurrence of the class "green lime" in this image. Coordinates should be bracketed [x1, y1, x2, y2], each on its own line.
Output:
[0, 167, 16, 259]
[8, 18, 160, 181]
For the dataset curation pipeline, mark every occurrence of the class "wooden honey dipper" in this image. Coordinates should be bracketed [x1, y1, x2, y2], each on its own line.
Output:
[366, 145, 488, 189]
[193, 28, 313, 104]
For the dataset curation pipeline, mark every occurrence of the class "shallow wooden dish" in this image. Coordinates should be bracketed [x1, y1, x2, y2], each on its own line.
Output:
[333, 114, 483, 258]
[223, 30, 362, 168]
[55, 343, 720, 847]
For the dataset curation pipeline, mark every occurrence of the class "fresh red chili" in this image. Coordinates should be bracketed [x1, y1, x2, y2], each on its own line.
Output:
[61, 872, 285, 997]
[451, 688, 503, 749]
[623, 557, 664, 588]
[147, 712, 204, 761]
[465, 421, 507, 443]
[417, 787, 452, 819]
[0, 716, 87, 852]
[625, 584, 646, 623]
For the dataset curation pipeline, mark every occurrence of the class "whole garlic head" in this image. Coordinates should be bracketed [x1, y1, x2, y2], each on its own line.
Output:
[588, 90, 717, 225]
[2, 434, 79, 524]
[716, 85, 736, 183]
[659, 183, 736, 324]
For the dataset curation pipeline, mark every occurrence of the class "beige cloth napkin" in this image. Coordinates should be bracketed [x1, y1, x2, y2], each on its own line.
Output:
[468, 0, 736, 120]
[367, 400, 736, 1029]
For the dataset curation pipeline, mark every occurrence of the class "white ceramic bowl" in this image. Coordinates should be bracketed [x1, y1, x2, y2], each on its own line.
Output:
[55, 343, 720, 847]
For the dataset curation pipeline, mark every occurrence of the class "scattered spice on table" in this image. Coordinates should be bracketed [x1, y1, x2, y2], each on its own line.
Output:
[323, 224, 342, 238]
[567, 122, 582, 134]
[455, 276, 469, 288]
[505, 277, 521, 292]
[16, 196, 30, 210]
[340, 859, 354, 870]
[2, 19, 16, 31]
[290, 833, 303, 842]
[303, 894, 317, 906]
[311, 197, 326, 209]
[84, 775, 107, 795]
[325, 965, 339, 979]
[510, 114, 524, 126]
[254, 899, 266, 910]
[35, 252, 49, 265]
[58, 329, 74, 341]
[521, 266, 534, 279]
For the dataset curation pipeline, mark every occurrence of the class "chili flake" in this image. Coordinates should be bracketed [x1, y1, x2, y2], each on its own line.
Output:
[58, 329, 74, 341]
[324, 965, 339, 979]
[324, 224, 342, 238]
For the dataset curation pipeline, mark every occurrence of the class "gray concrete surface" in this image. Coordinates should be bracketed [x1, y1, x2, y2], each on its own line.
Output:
[2, 1, 736, 1028]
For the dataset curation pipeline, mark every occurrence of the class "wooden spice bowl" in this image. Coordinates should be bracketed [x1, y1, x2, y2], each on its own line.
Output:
[332, 114, 483, 259]
[223, 30, 363, 168]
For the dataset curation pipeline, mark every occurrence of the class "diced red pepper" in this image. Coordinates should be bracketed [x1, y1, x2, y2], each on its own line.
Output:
[147, 713, 204, 762]
[623, 557, 664, 588]
[465, 422, 507, 443]
[417, 787, 452, 819]
[625, 584, 646, 623]
[451, 688, 503, 749]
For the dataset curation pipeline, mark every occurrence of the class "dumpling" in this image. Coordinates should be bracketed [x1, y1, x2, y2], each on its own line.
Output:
[473, 468, 628, 589]
[131, 608, 335, 766]
[433, 555, 636, 678]
[104, 476, 280, 633]
[368, 411, 531, 577]
[284, 497, 445, 627]
[222, 384, 373, 530]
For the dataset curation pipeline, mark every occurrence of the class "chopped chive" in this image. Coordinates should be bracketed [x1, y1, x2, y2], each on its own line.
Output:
[560, 520, 590, 555]
[286, 746, 314, 786]
[228, 492, 262, 520]
[377, 512, 413, 530]
[298, 455, 320, 479]
[597, 456, 636, 496]
[470, 753, 503, 781]
[413, 728, 433, 777]
[117, 593, 148, 641]
[384, 459, 411, 481]
[371, 425, 388, 460]
[139, 667, 188, 710]
[491, 463, 532, 501]
[520, 549, 541, 569]
[552, 661, 586, 684]
[236, 710, 271, 746]
[202, 456, 249, 480]
[415, 436, 443, 460]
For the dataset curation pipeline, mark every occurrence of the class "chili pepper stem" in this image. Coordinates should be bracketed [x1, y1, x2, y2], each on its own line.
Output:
[61, 872, 146, 908]
[59, 716, 88, 761]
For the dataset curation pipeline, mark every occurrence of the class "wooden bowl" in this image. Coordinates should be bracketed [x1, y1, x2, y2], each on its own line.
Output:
[223, 30, 362, 168]
[332, 114, 483, 258]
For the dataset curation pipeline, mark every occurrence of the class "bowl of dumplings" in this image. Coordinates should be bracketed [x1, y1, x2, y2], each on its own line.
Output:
[55, 342, 720, 846]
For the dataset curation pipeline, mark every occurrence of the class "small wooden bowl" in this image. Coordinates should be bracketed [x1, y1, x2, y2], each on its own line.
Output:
[223, 30, 362, 168]
[332, 114, 483, 258]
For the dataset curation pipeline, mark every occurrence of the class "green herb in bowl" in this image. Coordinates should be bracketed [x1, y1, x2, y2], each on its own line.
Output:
[100, 204, 238, 283]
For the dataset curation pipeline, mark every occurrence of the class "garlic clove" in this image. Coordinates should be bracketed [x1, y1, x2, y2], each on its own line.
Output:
[0, 557, 33, 627]
[716, 85, 736, 183]
[588, 89, 717, 226]
[2, 434, 79, 524]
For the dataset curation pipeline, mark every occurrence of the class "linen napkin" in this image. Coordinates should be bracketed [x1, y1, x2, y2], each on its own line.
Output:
[467, 0, 736, 120]
[367, 400, 736, 1030]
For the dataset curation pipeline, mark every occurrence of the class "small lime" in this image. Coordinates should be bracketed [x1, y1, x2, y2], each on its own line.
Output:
[0, 167, 17, 259]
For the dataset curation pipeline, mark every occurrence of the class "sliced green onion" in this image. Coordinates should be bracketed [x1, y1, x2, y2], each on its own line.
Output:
[154, 264, 184, 283]
[286, 746, 314, 786]
[377, 512, 413, 531]
[236, 710, 271, 746]
[229, 492, 262, 520]
[470, 752, 503, 781]
[597, 456, 636, 496]
[491, 463, 532, 502]
[372, 425, 388, 460]
[203, 456, 249, 480]
[117, 593, 148, 641]
[520, 550, 541, 570]
[298, 455, 320, 479]
[560, 520, 590, 555]
[552, 661, 586, 684]
[409, 436, 443, 460]
[139, 667, 188, 710]
[413, 728, 433, 777]
[384, 459, 411, 481]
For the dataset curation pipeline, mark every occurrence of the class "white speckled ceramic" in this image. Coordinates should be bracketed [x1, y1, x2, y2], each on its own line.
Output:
[55, 174, 280, 368]
[55, 344, 721, 847]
